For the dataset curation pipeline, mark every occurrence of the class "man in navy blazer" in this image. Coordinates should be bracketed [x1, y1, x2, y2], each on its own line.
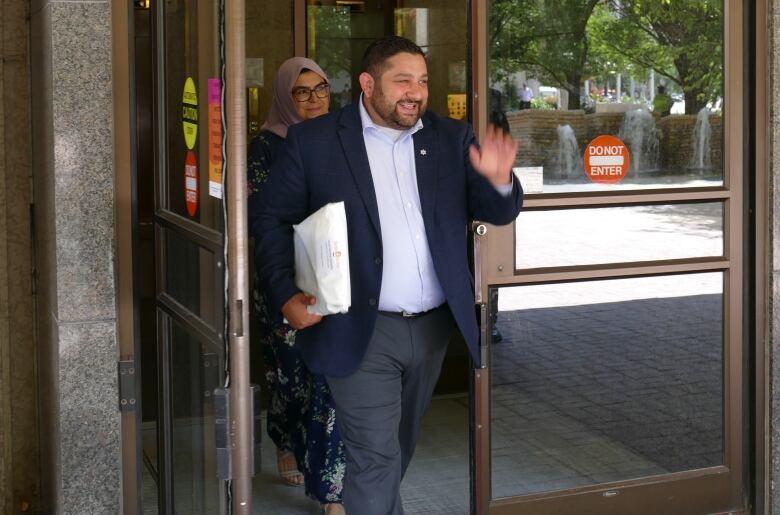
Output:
[253, 36, 522, 514]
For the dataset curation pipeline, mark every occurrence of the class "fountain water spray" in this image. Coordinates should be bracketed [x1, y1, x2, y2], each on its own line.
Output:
[691, 107, 712, 170]
[618, 109, 660, 174]
[556, 124, 582, 179]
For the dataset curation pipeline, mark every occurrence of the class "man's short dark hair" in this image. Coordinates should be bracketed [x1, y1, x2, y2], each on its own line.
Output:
[361, 36, 425, 79]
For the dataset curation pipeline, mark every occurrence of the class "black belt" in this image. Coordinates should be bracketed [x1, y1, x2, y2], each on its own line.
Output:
[379, 304, 444, 318]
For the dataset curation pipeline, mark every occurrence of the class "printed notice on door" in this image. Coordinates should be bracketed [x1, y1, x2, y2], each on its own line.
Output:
[207, 78, 223, 199]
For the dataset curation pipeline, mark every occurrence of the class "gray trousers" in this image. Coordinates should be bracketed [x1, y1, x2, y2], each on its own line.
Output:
[325, 305, 454, 515]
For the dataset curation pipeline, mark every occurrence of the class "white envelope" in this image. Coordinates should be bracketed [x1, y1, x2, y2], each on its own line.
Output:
[292, 202, 351, 315]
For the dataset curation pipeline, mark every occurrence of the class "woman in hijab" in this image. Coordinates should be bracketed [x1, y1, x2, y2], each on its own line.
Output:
[248, 57, 345, 514]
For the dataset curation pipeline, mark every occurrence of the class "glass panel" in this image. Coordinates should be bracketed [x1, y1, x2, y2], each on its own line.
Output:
[164, 0, 224, 229]
[307, 0, 469, 120]
[162, 227, 219, 329]
[246, 0, 294, 138]
[141, 279, 159, 513]
[515, 202, 723, 269]
[141, 459, 159, 514]
[490, 273, 724, 498]
[168, 315, 225, 514]
[489, 1, 724, 193]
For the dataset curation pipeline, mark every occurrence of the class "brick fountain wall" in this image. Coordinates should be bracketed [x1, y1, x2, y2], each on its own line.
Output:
[505, 109, 723, 179]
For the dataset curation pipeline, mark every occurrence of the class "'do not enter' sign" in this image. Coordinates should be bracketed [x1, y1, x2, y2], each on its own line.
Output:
[584, 135, 630, 184]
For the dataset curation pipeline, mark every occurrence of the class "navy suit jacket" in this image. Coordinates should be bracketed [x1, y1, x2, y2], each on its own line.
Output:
[251, 102, 523, 377]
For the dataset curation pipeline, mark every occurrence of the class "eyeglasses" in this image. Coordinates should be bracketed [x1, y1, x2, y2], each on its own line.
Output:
[292, 82, 330, 102]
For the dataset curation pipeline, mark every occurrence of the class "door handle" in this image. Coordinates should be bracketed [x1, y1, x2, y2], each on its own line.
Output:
[472, 222, 487, 304]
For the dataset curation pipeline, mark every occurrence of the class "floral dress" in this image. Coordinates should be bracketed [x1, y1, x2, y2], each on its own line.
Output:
[248, 130, 345, 504]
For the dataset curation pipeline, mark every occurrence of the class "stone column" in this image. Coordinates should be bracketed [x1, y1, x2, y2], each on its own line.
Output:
[0, 1, 38, 512]
[30, 0, 120, 512]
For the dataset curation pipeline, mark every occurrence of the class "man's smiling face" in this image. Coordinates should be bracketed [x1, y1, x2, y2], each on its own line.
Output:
[361, 52, 428, 129]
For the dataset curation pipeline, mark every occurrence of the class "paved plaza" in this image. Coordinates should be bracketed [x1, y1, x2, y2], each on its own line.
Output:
[490, 292, 723, 499]
[250, 288, 723, 513]
[490, 193, 725, 499]
[251, 190, 727, 513]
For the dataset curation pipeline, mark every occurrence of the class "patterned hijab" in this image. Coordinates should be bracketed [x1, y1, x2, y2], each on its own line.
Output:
[261, 57, 330, 138]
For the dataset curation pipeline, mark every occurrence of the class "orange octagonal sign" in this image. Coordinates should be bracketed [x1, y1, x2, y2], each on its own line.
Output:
[584, 135, 630, 184]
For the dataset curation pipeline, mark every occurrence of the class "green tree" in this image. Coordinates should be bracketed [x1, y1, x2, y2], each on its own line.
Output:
[587, 4, 655, 95]
[489, 0, 601, 110]
[489, 0, 722, 114]
[588, 0, 722, 114]
[308, 6, 352, 80]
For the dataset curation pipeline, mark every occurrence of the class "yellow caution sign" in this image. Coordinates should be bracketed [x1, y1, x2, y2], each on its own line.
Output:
[182, 77, 198, 150]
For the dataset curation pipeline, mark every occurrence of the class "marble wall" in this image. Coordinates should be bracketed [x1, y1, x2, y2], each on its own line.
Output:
[0, 0, 38, 512]
[30, 0, 120, 513]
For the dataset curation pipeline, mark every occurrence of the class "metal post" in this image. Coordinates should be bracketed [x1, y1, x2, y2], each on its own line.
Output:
[471, 0, 488, 139]
[224, 0, 252, 512]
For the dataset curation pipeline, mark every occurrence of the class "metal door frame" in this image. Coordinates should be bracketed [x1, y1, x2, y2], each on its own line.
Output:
[150, 0, 253, 511]
[753, 0, 769, 512]
[468, 0, 761, 513]
[224, 0, 254, 511]
[111, 0, 255, 512]
[114, 1, 143, 513]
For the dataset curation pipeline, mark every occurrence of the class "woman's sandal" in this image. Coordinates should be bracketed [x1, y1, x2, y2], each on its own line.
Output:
[276, 449, 304, 487]
[321, 503, 345, 515]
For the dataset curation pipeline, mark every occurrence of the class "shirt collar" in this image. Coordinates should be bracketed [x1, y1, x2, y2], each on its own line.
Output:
[358, 93, 424, 141]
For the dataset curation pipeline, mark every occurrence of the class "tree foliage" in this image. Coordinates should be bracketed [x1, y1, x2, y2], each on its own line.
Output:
[589, 0, 722, 114]
[490, 0, 601, 109]
[309, 6, 352, 79]
[489, 0, 723, 114]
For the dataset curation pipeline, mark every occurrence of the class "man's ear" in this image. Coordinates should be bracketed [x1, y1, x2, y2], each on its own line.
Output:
[359, 72, 374, 97]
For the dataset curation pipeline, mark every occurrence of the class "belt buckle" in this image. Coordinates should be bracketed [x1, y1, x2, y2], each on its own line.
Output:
[401, 310, 417, 318]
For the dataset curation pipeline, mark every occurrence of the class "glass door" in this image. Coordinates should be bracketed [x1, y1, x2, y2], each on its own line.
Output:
[305, 3, 474, 514]
[473, 0, 744, 513]
[150, 0, 228, 512]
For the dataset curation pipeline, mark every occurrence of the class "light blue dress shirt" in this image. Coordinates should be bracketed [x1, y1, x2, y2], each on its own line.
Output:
[358, 96, 514, 314]
[358, 97, 446, 314]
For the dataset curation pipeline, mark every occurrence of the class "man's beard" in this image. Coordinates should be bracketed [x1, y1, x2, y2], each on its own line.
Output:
[369, 83, 426, 129]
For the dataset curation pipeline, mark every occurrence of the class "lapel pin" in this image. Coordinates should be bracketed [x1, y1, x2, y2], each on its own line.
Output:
[420, 149, 427, 156]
